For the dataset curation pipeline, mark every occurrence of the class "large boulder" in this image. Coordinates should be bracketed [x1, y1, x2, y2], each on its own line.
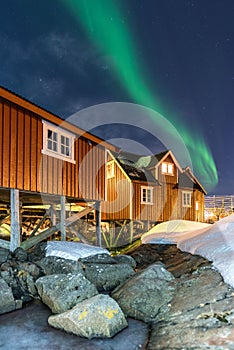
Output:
[35, 273, 98, 314]
[113, 254, 137, 269]
[111, 262, 176, 323]
[0, 248, 10, 264]
[84, 263, 135, 292]
[37, 256, 84, 276]
[0, 278, 22, 314]
[48, 294, 128, 339]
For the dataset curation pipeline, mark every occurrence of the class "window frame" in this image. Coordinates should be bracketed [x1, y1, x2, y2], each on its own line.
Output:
[161, 162, 174, 175]
[182, 191, 192, 207]
[42, 120, 76, 164]
[141, 186, 153, 205]
[106, 160, 115, 179]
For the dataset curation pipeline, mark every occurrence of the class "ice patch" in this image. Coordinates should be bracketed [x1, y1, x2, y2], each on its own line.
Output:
[46, 241, 110, 261]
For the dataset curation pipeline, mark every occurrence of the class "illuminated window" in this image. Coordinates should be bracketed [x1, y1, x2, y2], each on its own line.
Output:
[42, 120, 76, 163]
[106, 161, 115, 179]
[141, 186, 153, 204]
[182, 191, 192, 207]
[196, 201, 199, 211]
[162, 162, 174, 175]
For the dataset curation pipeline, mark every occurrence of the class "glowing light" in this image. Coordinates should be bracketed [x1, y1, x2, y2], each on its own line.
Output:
[61, 0, 218, 191]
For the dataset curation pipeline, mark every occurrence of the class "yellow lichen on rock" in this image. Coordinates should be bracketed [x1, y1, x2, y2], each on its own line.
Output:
[78, 309, 88, 320]
[98, 307, 119, 319]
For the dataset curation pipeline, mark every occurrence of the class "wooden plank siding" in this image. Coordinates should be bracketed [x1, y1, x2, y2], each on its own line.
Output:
[132, 181, 161, 222]
[101, 159, 131, 221]
[0, 95, 107, 202]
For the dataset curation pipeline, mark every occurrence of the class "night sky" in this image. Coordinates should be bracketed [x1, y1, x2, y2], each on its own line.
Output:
[1, 0, 234, 195]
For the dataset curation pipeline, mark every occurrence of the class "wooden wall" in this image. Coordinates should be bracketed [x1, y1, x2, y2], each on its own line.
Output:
[0, 97, 106, 201]
[101, 160, 131, 220]
[132, 181, 161, 222]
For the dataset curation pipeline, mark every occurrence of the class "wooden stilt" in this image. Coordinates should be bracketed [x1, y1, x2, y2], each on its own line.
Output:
[95, 201, 102, 247]
[60, 196, 66, 241]
[10, 189, 21, 252]
[129, 220, 134, 243]
[50, 204, 57, 226]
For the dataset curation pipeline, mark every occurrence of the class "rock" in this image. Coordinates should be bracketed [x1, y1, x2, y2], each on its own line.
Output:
[37, 256, 84, 276]
[79, 253, 117, 265]
[35, 273, 98, 314]
[111, 262, 176, 323]
[113, 254, 137, 269]
[84, 263, 135, 292]
[27, 242, 47, 261]
[17, 262, 42, 280]
[0, 278, 22, 314]
[12, 247, 28, 262]
[0, 248, 10, 264]
[48, 294, 128, 339]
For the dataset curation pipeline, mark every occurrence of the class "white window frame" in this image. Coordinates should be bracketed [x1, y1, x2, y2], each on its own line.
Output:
[182, 191, 192, 207]
[42, 120, 76, 164]
[141, 186, 153, 205]
[106, 160, 115, 179]
[162, 162, 174, 175]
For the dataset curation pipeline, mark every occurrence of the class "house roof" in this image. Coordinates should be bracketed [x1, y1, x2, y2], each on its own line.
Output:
[0, 86, 118, 152]
[110, 151, 160, 184]
[116, 158, 159, 183]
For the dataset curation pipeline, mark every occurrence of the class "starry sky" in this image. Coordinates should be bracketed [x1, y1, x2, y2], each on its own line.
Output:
[1, 0, 234, 195]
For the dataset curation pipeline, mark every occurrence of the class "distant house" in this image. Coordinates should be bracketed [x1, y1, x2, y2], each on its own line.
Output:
[0, 86, 118, 251]
[102, 149, 206, 239]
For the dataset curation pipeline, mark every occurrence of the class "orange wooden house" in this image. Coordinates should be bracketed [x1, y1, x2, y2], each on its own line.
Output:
[0, 86, 118, 251]
[102, 149, 206, 239]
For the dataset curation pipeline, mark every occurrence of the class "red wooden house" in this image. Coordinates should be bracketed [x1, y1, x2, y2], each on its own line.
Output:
[0, 87, 117, 251]
[102, 149, 206, 242]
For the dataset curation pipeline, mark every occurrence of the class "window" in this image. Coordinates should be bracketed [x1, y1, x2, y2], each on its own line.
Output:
[141, 186, 153, 204]
[162, 162, 174, 175]
[106, 161, 115, 179]
[42, 121, 76, 163]
[182, 191, 192, 207]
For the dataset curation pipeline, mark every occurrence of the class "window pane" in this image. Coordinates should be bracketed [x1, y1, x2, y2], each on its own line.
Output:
[48, 129, 52, 139]
[162, 163, 167, 173]
[168, 164, 173, 174]
[53, 142, 57, 152]
[66, 137, 70, 146]
[61, 135, 65, 145]
[61, 145, 65, 155]
[48, 140, 52, 150]
[53, 132, 58, 141]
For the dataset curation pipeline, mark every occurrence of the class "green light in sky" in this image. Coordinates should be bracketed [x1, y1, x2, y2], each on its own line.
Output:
[61, 0, 218, 192]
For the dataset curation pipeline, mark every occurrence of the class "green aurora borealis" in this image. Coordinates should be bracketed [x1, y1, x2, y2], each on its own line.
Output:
[62, 0, 218, 192]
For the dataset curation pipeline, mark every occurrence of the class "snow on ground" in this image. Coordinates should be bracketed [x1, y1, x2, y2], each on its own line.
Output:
[46, 241, 110, 261]
[142, 215, 234, 288]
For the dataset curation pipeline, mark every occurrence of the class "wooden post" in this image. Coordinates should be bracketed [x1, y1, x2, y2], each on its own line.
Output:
[60, 196, 66, 241]
[129, 220, 134, 243]
[10, 189, 21, 252]
[95, 201, 102, 247]
[50, 204, 57, 226]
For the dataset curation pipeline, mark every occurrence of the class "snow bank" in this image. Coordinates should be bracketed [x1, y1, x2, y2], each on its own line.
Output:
[46, 241, 110, 261]
[141, 216, 234, 288]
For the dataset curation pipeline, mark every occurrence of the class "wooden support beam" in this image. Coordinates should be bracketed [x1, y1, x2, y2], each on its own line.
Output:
[20, 225, 59, 251]
[64, 206, 94, 227]
[66, 227, 90, 244]
[0, 239, 10, 250]
[60, 196, 66, 241]
[129, 221, 134, 244]
[20, 206, 94, 251]
[28, 211, 49, 237]
[50, 204, 57, 226]
[10, 189, 21, 252]
[95, 201, 102, 247]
